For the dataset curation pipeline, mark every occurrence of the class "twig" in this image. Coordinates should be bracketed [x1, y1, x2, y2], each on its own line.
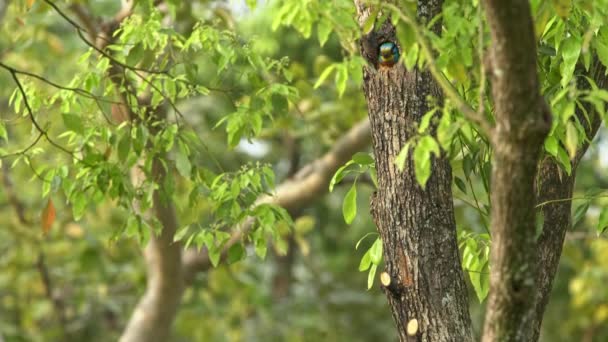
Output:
[536, 194, 608, 208]
[0, 64, 83, 161]
[0, 61, 126, 106]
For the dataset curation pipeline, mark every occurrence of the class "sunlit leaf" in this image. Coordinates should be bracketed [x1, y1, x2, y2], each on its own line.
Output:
[343, 183, 357, 224]
[369, 238, 383, 265]
[414, 136, 440, 188]
[367, 263, 377, 289]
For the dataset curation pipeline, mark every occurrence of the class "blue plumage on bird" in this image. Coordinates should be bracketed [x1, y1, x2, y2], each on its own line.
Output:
[378, 42, 400, 68]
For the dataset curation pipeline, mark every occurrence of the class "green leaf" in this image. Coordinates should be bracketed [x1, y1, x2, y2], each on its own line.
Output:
[572, 202, 589, 228]
[414, 136, 440, 188]
[175, 143, 192, 178]
[335, 64, 348, 97]
[470, 260, 489, 302]
[352, 152, 374, 166]
[0, 122, 7, 142]
[317, 19, 332, 46]
[404, 43, 419, 70]
[329, 160, 354, 192]
[71, 191, 88, 220]
[369, 238, 383, 265]
[313, 64, 336, 88]
[209, 246, 221, 267]
[117, 131, 131, 163]
[560, 35, 582, 87]
[397, 22, 416, 50]
[596, 207, 608, 236]
[463, 156, 474, 178]
[556, 146, 572, 175]
[355, 232, 377, 250]
[342, 183, 357, 224]
[455, 177, 467, 194]
[255, 237, 267, 259]
[359, 249, 372, 271]
[544, 135, 559, 157]
[127, 44, 144, 66]
[596, 40, 608, 69]
[437, 111, 457, 149]
[62, 113, 85, 134]
[227, 244, 246, 264]
[394, 141, 411, 171]
[418, 108, 437, 133]
[363, 8, 379, 34]
[173, 226, 190, 242]
[367, 264, 377, 290]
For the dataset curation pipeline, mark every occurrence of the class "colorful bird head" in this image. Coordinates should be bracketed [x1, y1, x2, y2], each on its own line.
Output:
[378, 42, 400, 68]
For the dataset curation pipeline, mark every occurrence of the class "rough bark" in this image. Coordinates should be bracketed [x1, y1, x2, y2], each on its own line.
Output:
[531, 60, 607, 341]
[481, 1, 552, 340]
[354, 1, 473, 341]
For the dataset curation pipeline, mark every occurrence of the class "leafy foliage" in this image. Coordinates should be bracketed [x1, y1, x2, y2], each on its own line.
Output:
[2, 0, 608, 340]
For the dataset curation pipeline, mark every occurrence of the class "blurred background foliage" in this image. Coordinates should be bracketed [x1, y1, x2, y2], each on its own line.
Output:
[0, 0, 606, 341]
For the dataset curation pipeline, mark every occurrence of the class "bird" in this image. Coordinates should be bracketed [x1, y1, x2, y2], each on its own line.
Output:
[378, 42, 400, 69]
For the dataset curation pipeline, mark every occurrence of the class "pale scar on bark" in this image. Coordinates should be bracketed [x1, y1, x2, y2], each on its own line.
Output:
[399, 247, 413, 287]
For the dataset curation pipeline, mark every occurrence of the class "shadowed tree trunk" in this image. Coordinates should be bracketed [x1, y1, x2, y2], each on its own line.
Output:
[531, 60, 607, 341]
[354, 1, 473, 341]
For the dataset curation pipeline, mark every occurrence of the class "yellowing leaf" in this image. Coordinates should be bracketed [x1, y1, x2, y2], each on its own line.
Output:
[27, 0, 35, 9]
[41, 198, 56, 234]
[565, 122, 578, 159]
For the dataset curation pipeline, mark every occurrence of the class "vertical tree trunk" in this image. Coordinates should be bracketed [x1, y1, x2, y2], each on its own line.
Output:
[119, 158, 184, 342]
[481, 1, 551, 340]
[355, 1, 473, 341]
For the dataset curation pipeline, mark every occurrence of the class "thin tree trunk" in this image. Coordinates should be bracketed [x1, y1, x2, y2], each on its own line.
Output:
[65, 3, 186, 340]
[531, 60, 607, 341]
[354, 1, 473, 341]
[481, 1, 552, 340]
[119, 158, 183, 342]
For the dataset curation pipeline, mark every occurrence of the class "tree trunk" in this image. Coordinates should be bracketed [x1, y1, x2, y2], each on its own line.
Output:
[119, 157, 183, 342]
[531, 60, 607, 341]
[481, 1, 552, 340]
[355, 1, 473, 341]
